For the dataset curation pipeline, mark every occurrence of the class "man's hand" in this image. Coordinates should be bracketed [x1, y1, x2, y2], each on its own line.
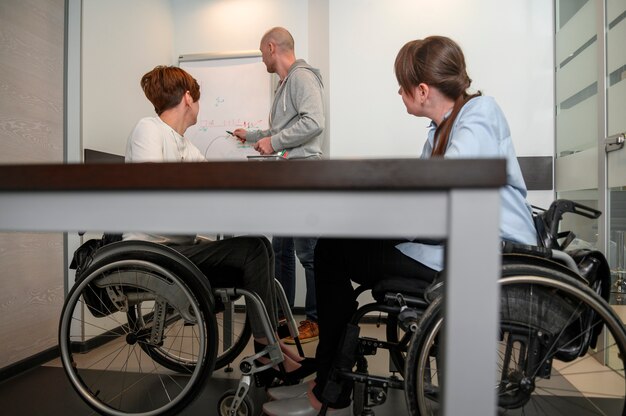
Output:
[232, 128, 247, 143]
[254, 137, 275, 155]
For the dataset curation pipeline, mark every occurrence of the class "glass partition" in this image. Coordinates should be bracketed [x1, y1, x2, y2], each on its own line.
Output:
[555, 0, 626, 373]
[555, 0, 600, 248]
[606, 0, 626, 371]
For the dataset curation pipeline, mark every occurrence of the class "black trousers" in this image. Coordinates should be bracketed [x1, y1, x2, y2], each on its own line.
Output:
[312, 238, 438, 408]
[172, 236, 277, 339]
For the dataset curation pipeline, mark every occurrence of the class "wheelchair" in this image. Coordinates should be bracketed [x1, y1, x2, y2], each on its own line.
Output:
[58, 199, 626, 416]
[404, 249, 626, 416]
[319, 200, 626, 416]
[59, 236, 304, 416]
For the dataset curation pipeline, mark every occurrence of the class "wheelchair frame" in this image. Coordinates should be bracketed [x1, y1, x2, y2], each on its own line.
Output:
[404, 254, 626, 416]
[59, 199, 626, 416]
[313, 246, 626, 416]
[315, 200, 626, 416]
[60, 239, 304, 416]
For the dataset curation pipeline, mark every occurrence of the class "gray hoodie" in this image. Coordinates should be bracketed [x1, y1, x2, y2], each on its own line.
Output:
[246, 59, 324, 159]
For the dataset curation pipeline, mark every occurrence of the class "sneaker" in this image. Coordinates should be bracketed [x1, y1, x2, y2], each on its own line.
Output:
[267, 381, 310, 401]
[263, 395, 352, 416]
[284, 320, 319, 344]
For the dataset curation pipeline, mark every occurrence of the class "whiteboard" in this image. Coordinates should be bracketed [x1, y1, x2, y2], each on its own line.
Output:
[179, 53, 272, 160]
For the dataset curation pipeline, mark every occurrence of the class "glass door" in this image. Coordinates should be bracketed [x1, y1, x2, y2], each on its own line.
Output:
[555, 0, 626, 369]
[605, 0, 626, 369]
[555, 0, 600, 247]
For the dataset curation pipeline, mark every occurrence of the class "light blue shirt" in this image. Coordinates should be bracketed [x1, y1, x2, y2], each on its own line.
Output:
[396, 96, 537, 271]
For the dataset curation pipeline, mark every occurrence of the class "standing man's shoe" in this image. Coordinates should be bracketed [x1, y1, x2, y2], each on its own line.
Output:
[284, 320, 319, 344]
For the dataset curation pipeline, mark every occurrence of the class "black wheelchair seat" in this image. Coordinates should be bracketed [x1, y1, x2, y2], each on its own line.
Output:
[371, 275, 432, 304]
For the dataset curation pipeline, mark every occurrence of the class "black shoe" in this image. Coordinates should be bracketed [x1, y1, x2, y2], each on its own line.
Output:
[253, 358, 316, 388]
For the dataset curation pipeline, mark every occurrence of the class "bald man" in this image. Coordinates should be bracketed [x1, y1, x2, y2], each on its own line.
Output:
[233, 27, 325, 347]
[234, 26, 324, 158]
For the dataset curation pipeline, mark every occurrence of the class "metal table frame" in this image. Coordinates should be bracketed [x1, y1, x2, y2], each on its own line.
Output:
[0, 159, 504, 415]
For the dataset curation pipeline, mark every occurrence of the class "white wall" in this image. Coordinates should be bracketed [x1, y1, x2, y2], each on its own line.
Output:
[171, 0, 309, 63]
[82, 0, 174, 156]
[83, 0, 310, 156]
[328, 0, 555, 209]
[308, 0, 330, 157]
[328, 0, 554, 159]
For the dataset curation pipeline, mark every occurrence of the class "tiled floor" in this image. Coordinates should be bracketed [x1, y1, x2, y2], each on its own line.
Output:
[2, 314, 625, 415]
[1, 316, 408, 416]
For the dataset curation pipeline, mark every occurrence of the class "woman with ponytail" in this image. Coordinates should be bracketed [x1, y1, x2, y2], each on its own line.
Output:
[392, 36, 537, 268]
[263, 36, 536, 416]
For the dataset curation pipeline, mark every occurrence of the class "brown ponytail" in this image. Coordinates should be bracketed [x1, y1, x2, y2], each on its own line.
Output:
[431, 92, 481, 156]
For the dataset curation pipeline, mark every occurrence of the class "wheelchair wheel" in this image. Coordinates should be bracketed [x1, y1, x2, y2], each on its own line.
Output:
[217, 388, 255, 416]
[59, 243, 218, 416]
[125, 303, 200, 374]
[129, 294, 251, 372]
[405, 262, 626, 416]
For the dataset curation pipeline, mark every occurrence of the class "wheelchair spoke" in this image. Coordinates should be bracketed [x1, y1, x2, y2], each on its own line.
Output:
[60, 254, 215, 415]
[407, 268, 626, 416]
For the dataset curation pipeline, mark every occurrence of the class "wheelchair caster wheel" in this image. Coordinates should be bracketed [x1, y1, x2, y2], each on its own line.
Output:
[217, 389, 255, 416]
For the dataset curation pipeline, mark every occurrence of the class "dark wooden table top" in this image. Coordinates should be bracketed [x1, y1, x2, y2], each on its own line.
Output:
[0, 158, 506, 192]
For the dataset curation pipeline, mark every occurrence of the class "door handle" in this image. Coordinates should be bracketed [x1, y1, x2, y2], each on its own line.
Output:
[605, 132, 625, 153]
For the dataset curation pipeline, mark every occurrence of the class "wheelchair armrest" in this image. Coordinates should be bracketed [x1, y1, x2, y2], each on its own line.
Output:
[502, 241, 582, 274]
[533, 199, 601, 250]
[502, 241, 552, 258]
[546, 199, 601, 222]
[424, 276, 443, 303]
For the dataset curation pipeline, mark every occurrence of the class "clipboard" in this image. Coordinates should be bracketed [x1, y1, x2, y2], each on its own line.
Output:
[246, 155, 286, 161]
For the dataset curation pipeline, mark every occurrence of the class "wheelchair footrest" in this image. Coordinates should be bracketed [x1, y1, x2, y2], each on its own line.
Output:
[335, 369, 404, 390]
[358, 336, 401, 355]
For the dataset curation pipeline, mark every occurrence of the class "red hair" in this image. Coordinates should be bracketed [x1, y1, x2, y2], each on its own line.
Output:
[140, 66, 200, 115]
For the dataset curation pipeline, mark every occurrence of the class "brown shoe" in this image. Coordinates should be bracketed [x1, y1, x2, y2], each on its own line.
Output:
[284, 320, 319, 344]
